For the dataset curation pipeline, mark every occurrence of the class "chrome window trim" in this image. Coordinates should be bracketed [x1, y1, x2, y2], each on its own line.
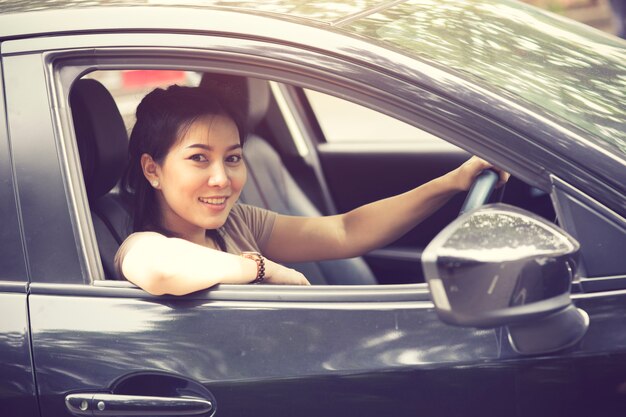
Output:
[32, 281, 434, 304]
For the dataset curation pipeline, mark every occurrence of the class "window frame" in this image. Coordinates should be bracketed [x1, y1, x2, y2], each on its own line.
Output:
[45, 45, 470, 297]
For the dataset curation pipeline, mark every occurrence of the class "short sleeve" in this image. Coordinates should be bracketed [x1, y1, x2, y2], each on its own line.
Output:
[226, 204, 277, 251]
[114, 232, 146, 280]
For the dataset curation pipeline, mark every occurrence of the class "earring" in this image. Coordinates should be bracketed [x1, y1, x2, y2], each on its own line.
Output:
[151, 180, 159, 187]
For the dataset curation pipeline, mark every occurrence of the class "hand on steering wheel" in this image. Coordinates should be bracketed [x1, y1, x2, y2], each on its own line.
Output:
[456, 156, 510, 216]
[459, 169, 501, 215]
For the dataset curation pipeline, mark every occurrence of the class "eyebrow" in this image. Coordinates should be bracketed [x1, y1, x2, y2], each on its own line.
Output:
[185, 143, 242, 151]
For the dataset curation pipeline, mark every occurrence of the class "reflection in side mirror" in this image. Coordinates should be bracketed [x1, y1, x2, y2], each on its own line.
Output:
[423, 204, 588, 355]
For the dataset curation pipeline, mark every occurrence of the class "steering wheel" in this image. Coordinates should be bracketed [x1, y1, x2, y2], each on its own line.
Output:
[459, 169, 502, 216]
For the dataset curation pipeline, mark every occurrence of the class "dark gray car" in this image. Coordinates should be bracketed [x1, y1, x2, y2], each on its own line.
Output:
[1, 1, 625, 416]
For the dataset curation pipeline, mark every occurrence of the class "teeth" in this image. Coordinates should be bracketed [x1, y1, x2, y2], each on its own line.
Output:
[199, 197, 226, 205]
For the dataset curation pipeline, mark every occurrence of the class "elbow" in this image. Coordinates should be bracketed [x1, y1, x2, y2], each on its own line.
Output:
[137, 270, 199, 296]
[125, 259, 181, 295]
[141, 281, 167, 296]
[121, 235, 220, 295]
[135, 270, 214, 296]
[129, 272, 169, 296]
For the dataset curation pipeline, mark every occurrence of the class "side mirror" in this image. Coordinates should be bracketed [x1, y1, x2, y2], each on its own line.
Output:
[423, 204, 588, 355]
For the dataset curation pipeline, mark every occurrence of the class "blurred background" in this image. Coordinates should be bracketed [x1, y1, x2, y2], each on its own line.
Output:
[523, 0, 621, 35]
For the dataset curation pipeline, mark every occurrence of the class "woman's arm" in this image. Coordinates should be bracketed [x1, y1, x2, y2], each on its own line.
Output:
[118, 232, 309, 295]
[264, 156, 509, 263]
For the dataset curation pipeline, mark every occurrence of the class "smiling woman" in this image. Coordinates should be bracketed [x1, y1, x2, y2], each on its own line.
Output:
[114, 85, 311, 293]
[127, 88, 247, 239]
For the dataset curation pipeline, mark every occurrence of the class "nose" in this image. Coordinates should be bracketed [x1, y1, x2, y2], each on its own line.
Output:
[207, 161, 229, 188]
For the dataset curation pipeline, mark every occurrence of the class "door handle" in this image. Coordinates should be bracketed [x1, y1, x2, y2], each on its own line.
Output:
[65, 393, 213, 416]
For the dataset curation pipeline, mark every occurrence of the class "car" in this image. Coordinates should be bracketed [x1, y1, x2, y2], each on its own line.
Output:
[1, 0, 625, 416]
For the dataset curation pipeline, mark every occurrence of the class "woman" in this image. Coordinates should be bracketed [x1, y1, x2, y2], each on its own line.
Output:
[116, 84, 509, 295]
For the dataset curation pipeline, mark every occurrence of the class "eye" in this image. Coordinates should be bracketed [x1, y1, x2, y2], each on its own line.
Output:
[189, 154, 208, 163]
[226, 154, 243, 165]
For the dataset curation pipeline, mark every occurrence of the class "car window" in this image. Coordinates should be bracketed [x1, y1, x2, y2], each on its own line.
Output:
[303, 88, 445, 144]
[70, 70, 548, 284]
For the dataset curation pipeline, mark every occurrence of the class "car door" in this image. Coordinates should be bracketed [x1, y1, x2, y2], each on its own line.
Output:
[4, 16, 626, 417]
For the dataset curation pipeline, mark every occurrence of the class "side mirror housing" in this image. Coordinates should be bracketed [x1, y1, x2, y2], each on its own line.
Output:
[423, 204, 588, 355]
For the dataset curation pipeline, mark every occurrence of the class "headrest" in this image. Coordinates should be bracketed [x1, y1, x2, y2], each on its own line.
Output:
[70, 78, 128, 201]
[199, 73, 270, 131]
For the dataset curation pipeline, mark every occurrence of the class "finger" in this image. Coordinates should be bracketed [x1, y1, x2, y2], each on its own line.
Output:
[474, 158, 509, 187]
[499, 171, 511, 186]
[470, 156, 494, 173]
[494, 169, 510, 187]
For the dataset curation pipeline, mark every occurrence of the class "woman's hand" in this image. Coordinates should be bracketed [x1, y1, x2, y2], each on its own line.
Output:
[451, 156, 510, 191]
[263, 259, 310, 285]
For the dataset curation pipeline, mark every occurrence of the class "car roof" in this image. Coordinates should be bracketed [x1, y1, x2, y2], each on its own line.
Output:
[0, 0, 380, 25]
[1, 0, 625, 165]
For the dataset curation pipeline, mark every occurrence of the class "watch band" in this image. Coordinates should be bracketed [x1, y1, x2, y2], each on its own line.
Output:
[241, 251, 266, 284]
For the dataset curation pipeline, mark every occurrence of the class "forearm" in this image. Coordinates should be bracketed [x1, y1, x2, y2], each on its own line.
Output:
[120, 233, 257, 295]
[339, 171, 460, 256]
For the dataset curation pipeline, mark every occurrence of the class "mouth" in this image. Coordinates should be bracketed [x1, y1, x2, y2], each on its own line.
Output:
[198, 196, 228, 206]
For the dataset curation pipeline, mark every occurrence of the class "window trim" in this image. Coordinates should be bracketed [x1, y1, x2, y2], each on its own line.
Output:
[31, 280, 433, 303]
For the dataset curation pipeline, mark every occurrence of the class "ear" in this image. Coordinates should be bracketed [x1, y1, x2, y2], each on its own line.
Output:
[141, 153, 161, 189]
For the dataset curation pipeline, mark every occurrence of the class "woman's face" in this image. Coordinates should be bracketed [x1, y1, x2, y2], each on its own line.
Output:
[145, 114, 246, 240]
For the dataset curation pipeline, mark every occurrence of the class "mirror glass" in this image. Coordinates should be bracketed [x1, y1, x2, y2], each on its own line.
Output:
[440, 208, 578, 261]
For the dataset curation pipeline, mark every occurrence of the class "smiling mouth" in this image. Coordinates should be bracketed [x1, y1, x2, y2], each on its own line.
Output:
[198, 196, 227, 205]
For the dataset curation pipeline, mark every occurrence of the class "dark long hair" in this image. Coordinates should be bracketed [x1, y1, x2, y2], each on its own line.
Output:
[120, 85, 246, 249]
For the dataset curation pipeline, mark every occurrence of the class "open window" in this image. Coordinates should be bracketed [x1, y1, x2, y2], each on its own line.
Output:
[61, 62, 624, 291]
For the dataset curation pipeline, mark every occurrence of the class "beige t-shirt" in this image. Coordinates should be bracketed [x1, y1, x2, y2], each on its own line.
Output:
[114, 203, 277, 279]
[220, 203, 277, 253]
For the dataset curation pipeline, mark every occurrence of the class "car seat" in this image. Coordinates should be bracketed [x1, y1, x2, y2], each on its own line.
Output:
[70, 75, 376, 284]
[70, 78, 132, 279]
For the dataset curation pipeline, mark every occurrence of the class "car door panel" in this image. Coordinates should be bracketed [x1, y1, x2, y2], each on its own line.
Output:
[28, 284, 626, 417]
[28, 285, 506, 417]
